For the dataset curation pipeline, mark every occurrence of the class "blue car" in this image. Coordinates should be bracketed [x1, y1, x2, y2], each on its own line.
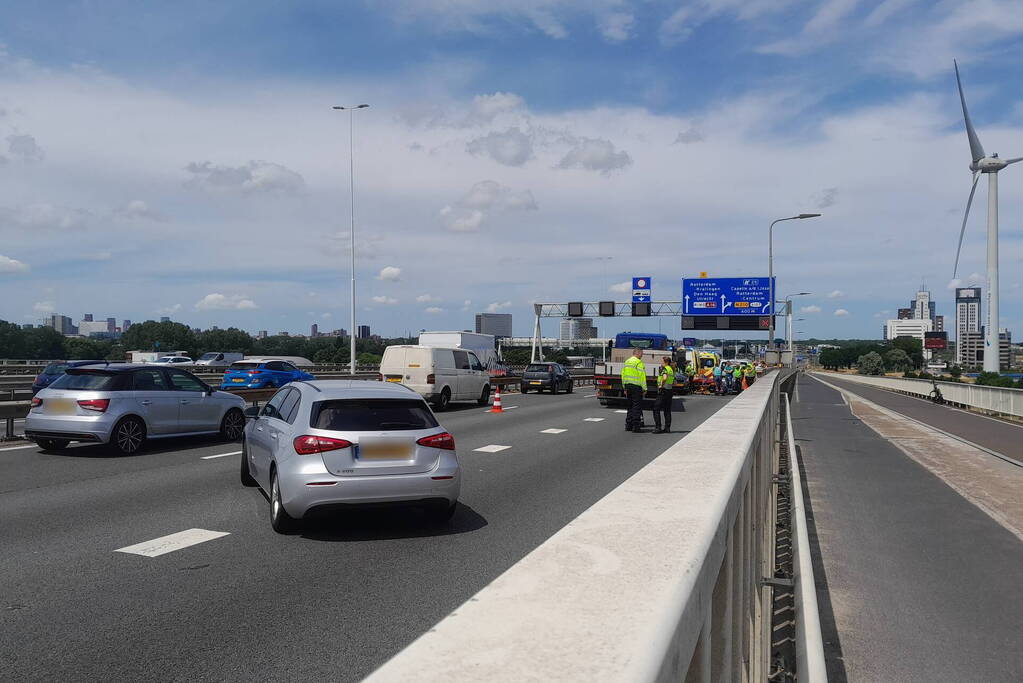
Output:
[219, 359, 314, 389]
[32, 360, 107, 394]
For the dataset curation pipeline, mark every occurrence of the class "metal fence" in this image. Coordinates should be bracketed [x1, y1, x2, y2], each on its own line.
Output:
[811, 372, 1023, 420]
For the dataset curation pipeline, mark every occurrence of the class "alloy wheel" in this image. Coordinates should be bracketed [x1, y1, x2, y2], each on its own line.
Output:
[116, 420, 143, 454]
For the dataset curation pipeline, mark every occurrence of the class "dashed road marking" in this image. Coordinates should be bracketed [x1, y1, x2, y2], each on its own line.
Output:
[583, 418, 605, 422]
[115, 529, 230, 558]
[614, 410, 627, 414]
[474, 445, 512, 453]
[584, 393, 597, 397]
[201, 451, 242, 460]
[0, 443, 39, 452]
[503, 406, 519, 410]
[540, 428, 567, 434]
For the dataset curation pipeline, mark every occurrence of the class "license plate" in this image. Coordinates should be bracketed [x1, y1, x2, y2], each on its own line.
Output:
[46, 398, 76, 416]
[357, 438, 413, 460]
[531, 381, 541, 385]
[232, 378, 245, 383]
[386, 377, 403, 383]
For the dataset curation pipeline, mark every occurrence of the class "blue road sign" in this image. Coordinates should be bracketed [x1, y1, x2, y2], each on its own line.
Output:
[681, 277, 776, 315]
[632, 276, 651, 303]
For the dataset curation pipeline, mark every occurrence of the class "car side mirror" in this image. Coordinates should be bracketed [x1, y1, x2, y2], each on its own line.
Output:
[244, 406, 260, 419]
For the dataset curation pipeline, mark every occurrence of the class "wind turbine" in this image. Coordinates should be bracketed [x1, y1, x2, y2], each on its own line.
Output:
[952, 60, 1021, 373]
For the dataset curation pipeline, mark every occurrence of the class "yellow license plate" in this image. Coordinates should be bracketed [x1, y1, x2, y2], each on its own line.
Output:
[232, 378, 245, 382]
[386, 377, 403, 383]
[357, 439, 413, 460]
[46, 398, 76, 416]
[531, 381, 541, 385]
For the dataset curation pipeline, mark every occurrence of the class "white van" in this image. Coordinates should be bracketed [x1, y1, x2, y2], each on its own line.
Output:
[380, 345, 490, 410]
[195, 352, 244, 368]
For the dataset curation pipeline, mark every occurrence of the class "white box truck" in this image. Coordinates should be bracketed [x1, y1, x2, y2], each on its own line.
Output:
[418, 331, 500, 373]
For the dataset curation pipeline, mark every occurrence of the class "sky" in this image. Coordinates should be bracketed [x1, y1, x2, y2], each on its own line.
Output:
[1, 0, 1022, 342]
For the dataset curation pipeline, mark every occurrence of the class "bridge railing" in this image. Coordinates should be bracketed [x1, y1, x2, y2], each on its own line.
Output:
[812, 371, 1023, 420]
[368, 373, 785, 682]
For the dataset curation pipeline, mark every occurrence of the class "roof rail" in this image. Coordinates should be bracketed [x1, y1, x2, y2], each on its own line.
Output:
[293, 380, 322, 392]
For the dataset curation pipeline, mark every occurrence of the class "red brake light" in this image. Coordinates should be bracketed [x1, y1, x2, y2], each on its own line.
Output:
[30, 397, 43, 408]
[377, 373, 384, 382]
[417, 432, 455, 451]
[426, 373, 436, 385]
[35, 375, 44, 383]
[77, 399, 110, 413]
[293, 435, 352, 455]
[248, 370, 263, 375]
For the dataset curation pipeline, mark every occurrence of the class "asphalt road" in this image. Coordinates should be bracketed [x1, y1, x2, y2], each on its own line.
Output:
[0, 389, 729, 682]
[812, 374, 1022, 458]
[793, 374, 1023, 682]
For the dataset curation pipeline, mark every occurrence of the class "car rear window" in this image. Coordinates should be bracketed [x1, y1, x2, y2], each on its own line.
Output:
[49, 371, 130, 391]
[525, 364, 553, 373]
[310, 399, 439, 431]
[229, 362, 260, 370]
[42, 363, 68, 376]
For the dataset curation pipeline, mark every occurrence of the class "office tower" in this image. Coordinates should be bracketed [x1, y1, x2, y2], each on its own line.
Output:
[358, 325, 371, 339]
[955, 287, 981, 366]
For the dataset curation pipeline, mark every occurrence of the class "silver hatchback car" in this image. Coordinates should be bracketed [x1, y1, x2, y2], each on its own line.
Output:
[240, 380, 460, 533]
[25, 364, 247, 454]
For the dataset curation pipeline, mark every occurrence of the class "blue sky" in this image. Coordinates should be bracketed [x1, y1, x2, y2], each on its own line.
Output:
[1, 0, 1022, 341]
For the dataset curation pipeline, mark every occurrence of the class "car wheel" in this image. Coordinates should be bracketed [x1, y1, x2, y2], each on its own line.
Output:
[598, 398, 609, 407]
[566, 380, 574, 394]
[36, 438, 69, 452]
[239, 440, 257, 487]
[110, 417, 146, 456]
[427, 501, 457, 525]
[435, 388, 451, 411]
[551, 382, 559, 395]
[270, 469, 299, 533]
[220, 408, 245, 441]
[477, 385, 491, 406]
[521, 386, 528, 394]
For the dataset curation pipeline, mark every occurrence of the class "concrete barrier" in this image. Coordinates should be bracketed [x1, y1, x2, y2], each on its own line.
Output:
[811, 371, 1023, 421]
[368, 374, 781, 682]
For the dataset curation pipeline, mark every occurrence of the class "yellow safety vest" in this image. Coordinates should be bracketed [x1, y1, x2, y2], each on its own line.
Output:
[657, 365, 675, 389]
[621, 356, 646, 388]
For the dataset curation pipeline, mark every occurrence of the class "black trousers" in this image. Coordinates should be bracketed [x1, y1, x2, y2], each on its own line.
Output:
[653, 388, 672, 430]
[625, 384, 644, 430]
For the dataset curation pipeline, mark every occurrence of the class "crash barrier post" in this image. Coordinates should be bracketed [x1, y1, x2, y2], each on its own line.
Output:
[810, 371, 1023, 421]
[368, 373, 783, 682]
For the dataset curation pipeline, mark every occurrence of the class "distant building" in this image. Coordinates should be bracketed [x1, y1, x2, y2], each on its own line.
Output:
[959, 328, 1012, 369]
[559, 317, 597, 341]
[911, 288, 935, 322]
[278, 331, 290, 337]
[257, 330, 268, 339]
[22, 324, 33, 329]
[955, 287, 982, 366]
[106, 317, 116, 334]
[311, 323, 319, 338]
[897, 308, 913, 320]
[78, 320, 110, 337]
[358, 325, 371, 339]
[83, 313, 94, 322]
[122, 319, 131, 331]
[884, 318, 933, 359]
[475, 313, 513, 338]
[160, 316, 170, 323]
[46, 315, 77, 336]
[934, 315, 944, 333]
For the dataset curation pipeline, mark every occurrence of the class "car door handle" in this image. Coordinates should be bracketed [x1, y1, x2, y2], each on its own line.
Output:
[180, 400, 190, 405]
[140, 400, 152, 406]
[255, 426, 264, 432]
[269, 433, 278, 439]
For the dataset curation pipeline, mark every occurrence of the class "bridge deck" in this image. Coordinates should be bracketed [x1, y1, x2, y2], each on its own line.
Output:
[793, 373, 1023, 683]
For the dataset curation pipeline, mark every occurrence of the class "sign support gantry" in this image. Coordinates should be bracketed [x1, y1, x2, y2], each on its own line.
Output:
[529, 301, 683, 363]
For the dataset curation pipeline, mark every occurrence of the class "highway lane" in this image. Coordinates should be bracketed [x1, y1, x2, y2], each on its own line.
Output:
[1, 390, 730, 682]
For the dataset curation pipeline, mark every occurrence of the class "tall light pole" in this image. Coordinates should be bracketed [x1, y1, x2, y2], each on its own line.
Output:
[789, 318, 805, 359]
[780, 293, 811, 366]
[769, 213, 821, 354]
[333, 104, 369, 374]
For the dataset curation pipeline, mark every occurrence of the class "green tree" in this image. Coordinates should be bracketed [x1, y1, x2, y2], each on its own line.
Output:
[63, 337, 112, 360]
[883, 348, 913, 372]
[857, 351, 884, 375]
[819, 348, 843, 370]
[121, 321, 197, 357]
[23, 326, 67, 359]
[194, 327, 253, 356]
[0, 320, 27, 359]
[949, 365, 962, 379]
[891, 337, 924, 369]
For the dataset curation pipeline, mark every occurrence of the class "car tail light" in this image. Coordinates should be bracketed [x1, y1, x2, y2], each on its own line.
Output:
[34, 375, 44, 384]
[596, 379, 609, 386]
[293, 435, 352, 455]
[426, 373, 436, 385]
[417, 432, 455, 450]
[377, 373, 384, 382]
[30, 397, 42, 408]
[248, 370, 263, 375]
[77, 399, 110, 413]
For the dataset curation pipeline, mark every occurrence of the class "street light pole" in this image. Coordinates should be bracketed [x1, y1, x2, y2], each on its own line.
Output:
[780, 293, 811, 366]
[333, 104, 369, 374]
[768, 213, 821, 358]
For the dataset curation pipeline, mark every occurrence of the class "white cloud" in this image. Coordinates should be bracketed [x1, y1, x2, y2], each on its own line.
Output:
[814, 187, 839, 209]
[828, 290, 844, 299]
[0, 254, 30, 273]
[557, 136, 631, 174]
[377, 266, 402, 281]
[674, 127, 705, 144]
[157, 303, 182, 315]
[465, 92, 525, 126]
[0, 203, 90, 231]
[799, 305, 822, 314]
[33, 301, 55, 314]
[873, 310, 891, 318]
[462, 299, 472, 311]
[6, 134, 44, 163]
[194, 293, 257, 311]
[946, 278, 961, 291]
[416, 294, 440, 303]
[600, 12, 635, 42]
[486, 301, 513, 313]
[116, 199, 160, 221]
[833, 308, 850, 317]
[425, 306, 444, 314]
[440, 180, 536, 231]
[321, 312, 333, 319]
[371, 295, 399, 305]
[609, 281, 631, 293]
[184, 160, 305, 194]
[466, 127, 534, 166]
[439, 205, 485, 232]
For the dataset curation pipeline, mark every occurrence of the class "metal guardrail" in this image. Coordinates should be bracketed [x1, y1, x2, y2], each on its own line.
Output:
[368, 373, 781, 682]
[812, 371, 1023, 421]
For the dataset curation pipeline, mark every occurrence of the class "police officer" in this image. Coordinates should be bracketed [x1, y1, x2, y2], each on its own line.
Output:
[652, 356, 674, 433]
[621, 347, 646, 432]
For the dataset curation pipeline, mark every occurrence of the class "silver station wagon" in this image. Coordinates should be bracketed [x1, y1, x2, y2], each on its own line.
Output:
[25, 364, 247, 454]
[240, 380, 461, 533]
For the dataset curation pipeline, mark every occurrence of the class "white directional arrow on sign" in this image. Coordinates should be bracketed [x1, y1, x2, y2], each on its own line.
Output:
[720, 294, 730, 311]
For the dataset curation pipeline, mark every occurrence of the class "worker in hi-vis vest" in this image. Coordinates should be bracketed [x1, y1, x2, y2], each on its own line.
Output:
[620, 348, 647, 432]
[652, 356, 675, 433]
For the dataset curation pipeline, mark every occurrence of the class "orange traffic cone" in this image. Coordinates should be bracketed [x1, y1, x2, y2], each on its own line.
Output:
[741, 376, 749, 391]
[488, 385, 504, 413]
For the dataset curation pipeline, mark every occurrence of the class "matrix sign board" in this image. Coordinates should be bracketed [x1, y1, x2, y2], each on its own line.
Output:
[924, 331, 948, 350]
[681, 277, 776, 315]
[632, 277, 652, 303]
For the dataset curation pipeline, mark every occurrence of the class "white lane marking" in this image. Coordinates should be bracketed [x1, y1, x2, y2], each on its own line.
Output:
[115, 529, 230, 558]
[583, 418, 605, 422]
[503, 406, 519, 410]
[0, 443, 39, 452]
[614, 410, 628, 414]
[541, 428, 567, 434]
[474, 445, 511, 453]
[201, 451, 242, 460]
[584, 394, 597, 398]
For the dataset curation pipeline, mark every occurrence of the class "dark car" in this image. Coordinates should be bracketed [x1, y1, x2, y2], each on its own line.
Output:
[520, 362, 574, 394]
[31, 360, 107, 394]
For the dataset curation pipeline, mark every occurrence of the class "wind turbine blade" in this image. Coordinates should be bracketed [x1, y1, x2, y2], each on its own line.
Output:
[953, 172, 979, 278]
[954, 60, 986, 163]
[1004, 156, 1023, 166]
